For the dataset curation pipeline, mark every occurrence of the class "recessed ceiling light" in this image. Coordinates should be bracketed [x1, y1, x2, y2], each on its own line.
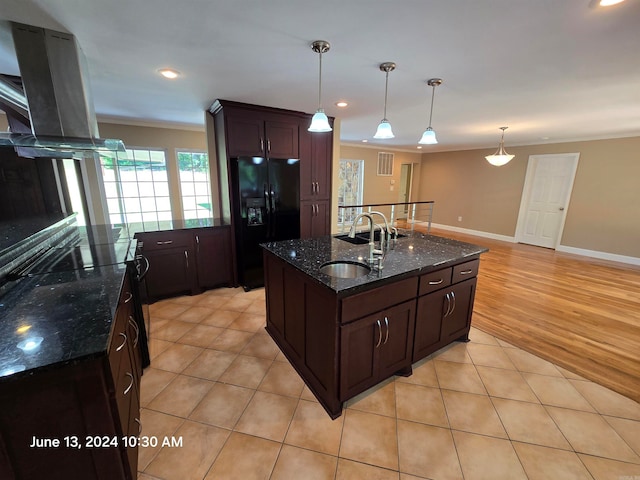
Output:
[362, 139, 368, 143]
[335, 101, 348, 108]
[158, 68, 180, 79]
[589, 0, 624, 6]
[417, 146, 423, 149]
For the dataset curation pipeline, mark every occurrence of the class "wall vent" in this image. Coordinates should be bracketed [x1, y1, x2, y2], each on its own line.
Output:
[377, 152, 394, 176]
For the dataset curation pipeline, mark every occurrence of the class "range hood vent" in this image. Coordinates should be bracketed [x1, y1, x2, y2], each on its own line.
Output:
[0, 22, 125, 158]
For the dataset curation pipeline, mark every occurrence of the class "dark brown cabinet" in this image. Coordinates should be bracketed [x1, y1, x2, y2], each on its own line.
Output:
[300, 129, 332, 201]
[136, 227, 233, 301]
[0, 269, 142, 480]
[300, 201, 330, 239]
[341, 300, 415, 400]
[224, 109, 299, 159]
[264, 249, 481, 419]
[413, 260, 479, 363]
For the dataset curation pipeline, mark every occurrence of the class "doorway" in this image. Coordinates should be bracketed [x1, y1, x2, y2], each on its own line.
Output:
[398, 163, 414, 218]
[515, 153, 580, 249]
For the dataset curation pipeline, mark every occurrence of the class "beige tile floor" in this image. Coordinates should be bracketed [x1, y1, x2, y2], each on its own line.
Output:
[138, 287, 640, 480]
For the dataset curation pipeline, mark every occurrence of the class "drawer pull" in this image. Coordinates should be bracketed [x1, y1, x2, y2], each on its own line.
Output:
[129, 316, 140, 347]
[123, 291, 133, 304]
[135, 418, 142, 436]
[156, 240, 173, 245]
[428, 279, 444, 285]
[124, 372, 134, 395]
[375, 320, 382, 348]
[383, 316, 389, 344]
[116, 332, 127, 352]
[460, 269, 473, 275]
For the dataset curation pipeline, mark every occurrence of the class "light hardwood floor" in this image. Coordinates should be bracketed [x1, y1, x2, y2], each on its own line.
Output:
[424, 227, 640, 403]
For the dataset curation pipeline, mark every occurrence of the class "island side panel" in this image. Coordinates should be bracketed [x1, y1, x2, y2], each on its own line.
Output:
[263, 251, 341, 418]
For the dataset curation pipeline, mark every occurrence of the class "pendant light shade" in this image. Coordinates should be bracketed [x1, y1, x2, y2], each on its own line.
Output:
[418, 78, 442, 145]
[485, 127, 515, 166]
[308, 40, 332, 133]
[373, 62, 396, 139]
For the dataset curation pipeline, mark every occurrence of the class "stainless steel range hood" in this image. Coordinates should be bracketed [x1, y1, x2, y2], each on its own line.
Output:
[0, 22, 125, 158]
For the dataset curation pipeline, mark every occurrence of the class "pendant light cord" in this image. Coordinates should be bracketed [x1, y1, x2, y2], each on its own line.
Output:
[383, 71, 389, 120]
[318, 50, 323, 110]
[428, 84, 436, 128]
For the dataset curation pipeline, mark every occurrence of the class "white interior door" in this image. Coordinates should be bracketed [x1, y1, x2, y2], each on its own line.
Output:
[398, 163, 413, 217]
[516, 153, 580, 249]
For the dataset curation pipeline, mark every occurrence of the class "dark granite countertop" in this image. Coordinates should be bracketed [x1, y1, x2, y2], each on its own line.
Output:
[130, 217, 229, 235]
[0, 264, 128, 381]
[261, 230, 488, 297]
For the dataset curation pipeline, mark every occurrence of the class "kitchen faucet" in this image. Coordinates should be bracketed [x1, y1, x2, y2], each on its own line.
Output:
[348, 211, 392, 267]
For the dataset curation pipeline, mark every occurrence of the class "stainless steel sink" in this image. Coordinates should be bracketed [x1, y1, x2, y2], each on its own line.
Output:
[334, 232, 406, 244]
[319, 260, 371, 278]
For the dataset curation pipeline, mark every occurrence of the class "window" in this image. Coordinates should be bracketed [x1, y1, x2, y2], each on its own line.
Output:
[177, 151, 212, 221]
[100, 148, 172, 231]
[337, 159, 365, 225]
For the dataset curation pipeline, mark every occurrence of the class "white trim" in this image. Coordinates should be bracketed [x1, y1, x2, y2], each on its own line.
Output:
[556, 245, 640, 266]
[430, 223, 516, 243]
[515, 153, 580, 249]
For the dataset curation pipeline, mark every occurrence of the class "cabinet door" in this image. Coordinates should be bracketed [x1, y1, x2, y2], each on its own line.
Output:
[144, 247, 195, 299]
[300, 201, 330, 239]
[195, 228, 233, 289]
[311, 130, 332, 200]
[340, 313, 380, 400]
[226, 113, 265, 157]
[265, 120, 299, 159]
[378, 300, 416, 379]
[441, 278, 477, 341]
[413, 292, 447, 362]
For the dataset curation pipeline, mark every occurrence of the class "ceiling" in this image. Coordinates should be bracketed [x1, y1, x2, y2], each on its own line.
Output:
[1, 0, 639, 152]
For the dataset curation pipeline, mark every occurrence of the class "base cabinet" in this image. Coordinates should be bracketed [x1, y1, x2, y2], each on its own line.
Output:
[340, 300, 415, 400]
[136, 226, 233, 301]
[264, 250, 480, 418]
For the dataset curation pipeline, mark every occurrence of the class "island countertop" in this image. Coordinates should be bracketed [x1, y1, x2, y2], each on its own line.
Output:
[261, 230, 488, 296]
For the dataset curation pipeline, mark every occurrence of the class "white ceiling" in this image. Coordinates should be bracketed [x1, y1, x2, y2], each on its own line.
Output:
[1, 0, 639, 152]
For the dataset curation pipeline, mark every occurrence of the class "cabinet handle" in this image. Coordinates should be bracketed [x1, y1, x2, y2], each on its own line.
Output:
[460, 269, 473, 275]
[128, 316, 140, 347]
[314, 181, 319, 193]
[383, 316, 389, 344]
[195, 234, 200, 245]
[267, 139, 271, 153]
[123, 291, 133, 304]
[450, 291, 456, 314]
[116, 332, 127, 352]
[375, 320, 382, 348]
[124, 372, 134, 395]
[260, 138, 264, 152]
[195, 234, 200, 254]
[184, 250, 189, 269]
[136, 254, 150, 281]
[156, 240, 173, 245]
[444, 293, 451, 317]
[135, 418, 142, 436]
[428, 279, 444, 285]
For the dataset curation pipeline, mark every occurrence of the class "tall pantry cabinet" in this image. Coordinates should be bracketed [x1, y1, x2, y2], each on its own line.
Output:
[209, 100, 333, 243]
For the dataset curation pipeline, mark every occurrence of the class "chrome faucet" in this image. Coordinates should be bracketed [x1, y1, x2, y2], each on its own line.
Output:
[348, 211, 391, 267]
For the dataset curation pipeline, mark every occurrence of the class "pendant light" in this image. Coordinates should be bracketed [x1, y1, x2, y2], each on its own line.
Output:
[308, 40, 332, 133]
[485, 127, 515, 166]
[373, 62, 396, 139]
[418, 78, 442, 145]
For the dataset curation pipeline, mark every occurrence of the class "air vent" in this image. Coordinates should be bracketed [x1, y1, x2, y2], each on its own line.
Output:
[377, 152, 394, 176]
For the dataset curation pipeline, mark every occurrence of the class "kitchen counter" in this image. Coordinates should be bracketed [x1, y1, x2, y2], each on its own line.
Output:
[0, 265, 129, 380]
[262, 230, 488, 418]
[261, 230, 488, 297]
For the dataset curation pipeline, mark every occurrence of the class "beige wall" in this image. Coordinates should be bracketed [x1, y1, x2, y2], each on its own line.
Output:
[337, 144, 423, 230]
[417, 136, 640, 258]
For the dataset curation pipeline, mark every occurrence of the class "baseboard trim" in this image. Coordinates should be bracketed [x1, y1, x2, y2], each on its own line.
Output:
[430, 223, 517, 243]
[431, 223, 640, 266]
[556, 245, 640, 266]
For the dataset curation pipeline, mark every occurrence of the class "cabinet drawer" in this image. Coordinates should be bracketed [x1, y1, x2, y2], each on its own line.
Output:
[341, 277, 418, 323]
[418, 268, 452, 296]
[136, 231, 192, 252]
[452, 259, 479, 283]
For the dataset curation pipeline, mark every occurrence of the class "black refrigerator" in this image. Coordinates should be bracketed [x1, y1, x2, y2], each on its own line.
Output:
[230, 156, 300, 290]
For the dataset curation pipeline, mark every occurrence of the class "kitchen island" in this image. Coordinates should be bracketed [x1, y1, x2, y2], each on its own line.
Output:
[261, 231, 488, 418]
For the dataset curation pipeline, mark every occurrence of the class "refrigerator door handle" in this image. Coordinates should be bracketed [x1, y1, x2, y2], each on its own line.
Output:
[264, 184, 271, 214]
[270, 185, 276, 213]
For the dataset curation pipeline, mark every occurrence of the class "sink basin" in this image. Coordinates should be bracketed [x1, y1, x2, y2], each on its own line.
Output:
[319, 260, 371, 279]
[334, 232, 407, 244]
